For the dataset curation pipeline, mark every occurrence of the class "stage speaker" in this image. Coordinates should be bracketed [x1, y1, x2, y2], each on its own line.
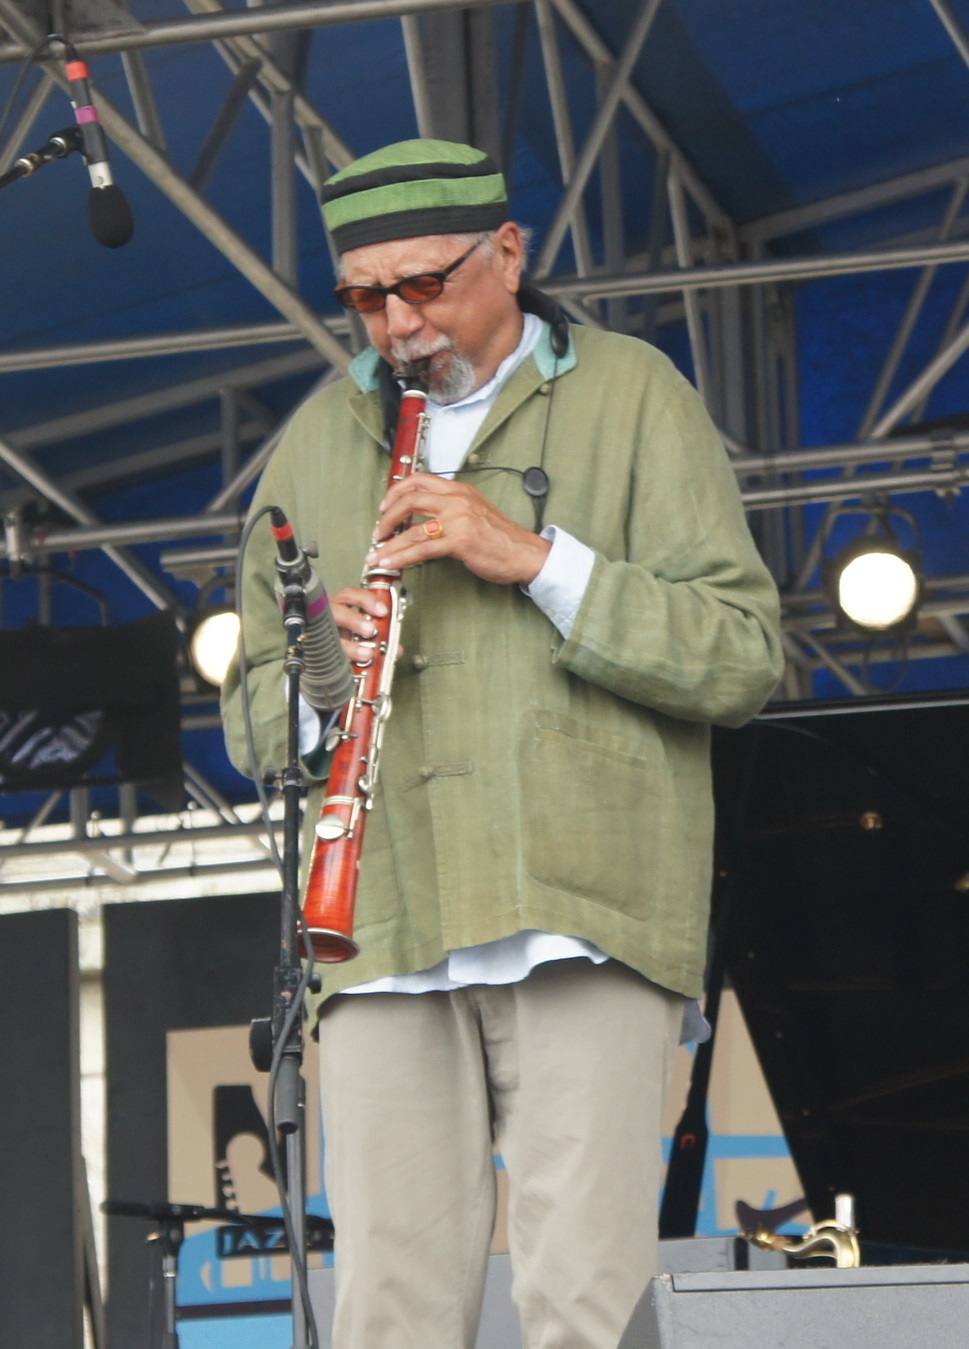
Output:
[103, 892, 281, 1349]
[0, 909, 85, 1348]
[618, 1263, 969, 1347]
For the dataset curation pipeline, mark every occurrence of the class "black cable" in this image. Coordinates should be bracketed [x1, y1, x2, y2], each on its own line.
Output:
[266, 936, 321, 1349]
[234, 504, 285, 880]
[860, 635, 911, 694]
[234, 503, 320, 1349]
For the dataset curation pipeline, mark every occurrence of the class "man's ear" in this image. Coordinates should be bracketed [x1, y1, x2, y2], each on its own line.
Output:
[494, 221, 525, 294]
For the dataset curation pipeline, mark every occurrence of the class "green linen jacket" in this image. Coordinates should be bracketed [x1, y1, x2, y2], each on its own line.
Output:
[222, 322, 783, 1003]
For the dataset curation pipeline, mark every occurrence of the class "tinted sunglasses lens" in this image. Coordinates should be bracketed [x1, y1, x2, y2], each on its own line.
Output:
[398, 275, 445, 304]
[336, 286, 385, 313]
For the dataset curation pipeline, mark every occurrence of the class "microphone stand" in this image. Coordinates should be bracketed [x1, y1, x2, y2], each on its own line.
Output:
[102, 1201, 334, 1349]
[251, 565, 320, 1349]
[0, 125, 82, 190]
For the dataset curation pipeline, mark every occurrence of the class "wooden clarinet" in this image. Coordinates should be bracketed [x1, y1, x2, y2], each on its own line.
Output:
[301, 365, 430, 961]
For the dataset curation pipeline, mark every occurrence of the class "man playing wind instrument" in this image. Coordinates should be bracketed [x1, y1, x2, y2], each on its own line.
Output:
[222, 138, 782, 1349]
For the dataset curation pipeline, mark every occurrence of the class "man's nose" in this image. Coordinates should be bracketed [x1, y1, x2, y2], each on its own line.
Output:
[384, 293, 425, 340]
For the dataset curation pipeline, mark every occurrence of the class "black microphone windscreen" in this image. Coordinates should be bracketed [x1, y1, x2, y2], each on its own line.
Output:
[88, 184, 134, 248]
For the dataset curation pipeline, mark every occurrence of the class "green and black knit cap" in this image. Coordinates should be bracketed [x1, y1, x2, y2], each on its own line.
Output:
[320, 139, 509, 254]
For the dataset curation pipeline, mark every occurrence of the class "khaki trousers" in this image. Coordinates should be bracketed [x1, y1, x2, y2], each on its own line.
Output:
[318, 959, 683, 1349]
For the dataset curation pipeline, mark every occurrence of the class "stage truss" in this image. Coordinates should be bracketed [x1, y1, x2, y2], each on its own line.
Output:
[1, 0, 969, 890]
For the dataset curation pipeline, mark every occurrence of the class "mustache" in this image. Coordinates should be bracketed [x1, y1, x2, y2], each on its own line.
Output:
[389, 334, 454, 363]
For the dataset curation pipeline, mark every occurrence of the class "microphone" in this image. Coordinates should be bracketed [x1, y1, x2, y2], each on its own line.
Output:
[64, 55, 134, 248]
[270, 507, 354, 713]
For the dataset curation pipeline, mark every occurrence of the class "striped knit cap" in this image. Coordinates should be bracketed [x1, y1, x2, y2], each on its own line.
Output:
[320, 139, 509, 254]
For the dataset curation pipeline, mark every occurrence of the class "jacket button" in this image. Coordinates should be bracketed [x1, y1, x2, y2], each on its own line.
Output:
[539, 381, 552, 395]
[418, 766, 434, 781]
[412, 654, 427, 670]
[467, 451, 480, 464]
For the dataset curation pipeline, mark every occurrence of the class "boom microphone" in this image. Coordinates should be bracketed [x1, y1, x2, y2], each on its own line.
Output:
[270, 507, 354, 713]
[64, 54, 134, 247]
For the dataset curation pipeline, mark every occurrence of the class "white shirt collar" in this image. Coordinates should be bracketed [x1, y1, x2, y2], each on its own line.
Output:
[426, 311, 544, 413]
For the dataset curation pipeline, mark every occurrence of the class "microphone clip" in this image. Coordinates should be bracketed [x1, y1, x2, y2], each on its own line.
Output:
[0, 126, 82, 191]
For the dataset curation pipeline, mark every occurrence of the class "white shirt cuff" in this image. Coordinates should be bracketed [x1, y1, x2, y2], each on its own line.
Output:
[522, 526, 596, 639]
[297, 694, 326, 757]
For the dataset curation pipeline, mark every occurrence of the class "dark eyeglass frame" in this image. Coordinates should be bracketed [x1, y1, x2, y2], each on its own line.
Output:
[334, 239, 483, 314]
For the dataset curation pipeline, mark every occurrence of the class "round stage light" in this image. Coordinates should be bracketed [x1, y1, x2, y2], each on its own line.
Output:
[836, 548, 920, 631]
[189, 608, 240, 687]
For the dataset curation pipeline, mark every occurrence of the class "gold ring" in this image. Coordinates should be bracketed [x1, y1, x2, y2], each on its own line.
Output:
[422, 518, 444, 539]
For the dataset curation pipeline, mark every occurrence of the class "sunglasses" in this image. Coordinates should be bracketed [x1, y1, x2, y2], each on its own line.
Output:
[334, 239, 483, 314]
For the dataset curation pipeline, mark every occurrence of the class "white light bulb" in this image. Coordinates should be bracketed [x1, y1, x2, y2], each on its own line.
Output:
[837, 550, 918, 630]
[190, 611, 241, 686]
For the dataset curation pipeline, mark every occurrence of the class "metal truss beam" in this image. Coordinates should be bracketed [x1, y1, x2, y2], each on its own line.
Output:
[0, 1, 351, 371]
[0, 320, 322, 374]
[544, 234, 969, 300]
[534, 0, 592, 276]
[734, 430, 969, 476]
[0, 0, 508, 60]
[0, 67, 54, 173]
[4, 347, 326, 450]
[0, 858, 275, 895]
[0, 818, 272, 861]
[0, 433, 182, 611]
[741, 460, 969, 510]
[928, 0, 969, 70]
[549, 0, 728, 228]
[868, 312, 969, 437]
[0, 424, 265, 515]
[183, 0, 355, 181]
[741, 154, 969, 244]
[0, 510, 242, 558]
[667, 163, 711, 401]
[858, 177, 969, 437]
[533, 0, 664, 278]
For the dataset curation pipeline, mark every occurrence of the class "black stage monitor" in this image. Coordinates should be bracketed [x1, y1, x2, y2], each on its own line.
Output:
[717, 692, 969, 1254]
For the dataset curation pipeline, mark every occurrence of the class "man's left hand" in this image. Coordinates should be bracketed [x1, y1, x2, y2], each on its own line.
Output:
[365, 472, 551, 585]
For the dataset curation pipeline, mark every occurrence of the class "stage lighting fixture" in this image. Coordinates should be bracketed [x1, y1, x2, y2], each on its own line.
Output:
[824, 506, 922, 634]
[189, 606, 240, 688]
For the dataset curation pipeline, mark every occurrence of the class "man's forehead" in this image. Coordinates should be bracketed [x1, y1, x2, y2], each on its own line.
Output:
[341, 234, 460, 281]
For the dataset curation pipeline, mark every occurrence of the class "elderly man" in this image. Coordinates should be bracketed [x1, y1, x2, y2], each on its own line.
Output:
[222, 138, 782, 1349]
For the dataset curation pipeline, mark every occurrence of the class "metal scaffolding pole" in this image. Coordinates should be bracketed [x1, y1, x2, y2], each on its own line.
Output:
[533, 0, 664, 279]
[401, 14, 434, 137]
[549, 0, 728, 228]
[543, 235, 969, 300]
[0, 434, 182, 611]
[928, 0, 969, 69]
[0, 321, 313, 373]
[188, 57, 264, 192]
[912, 265, 969, 421]
[667, 164, 711, 402]
[534, 0, 593, 277]
[741, 154, 969, 245]
[0, 510, 242, 557]
[858, 177, 969, 437]
[4, 347, 326, 451]
[0, 0, 508, 60]
[121, 49, 167, 151]
[182, 0, 354, 165]
[869, 313, 969, 438]
[0, 68, 54, 173]
[0, 0, 351, 371]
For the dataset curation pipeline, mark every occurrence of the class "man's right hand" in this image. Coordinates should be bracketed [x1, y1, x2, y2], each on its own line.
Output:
[330, 586, 389, 661]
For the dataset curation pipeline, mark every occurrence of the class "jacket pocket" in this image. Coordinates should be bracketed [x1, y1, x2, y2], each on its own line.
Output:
[519, 708, 668, 914]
